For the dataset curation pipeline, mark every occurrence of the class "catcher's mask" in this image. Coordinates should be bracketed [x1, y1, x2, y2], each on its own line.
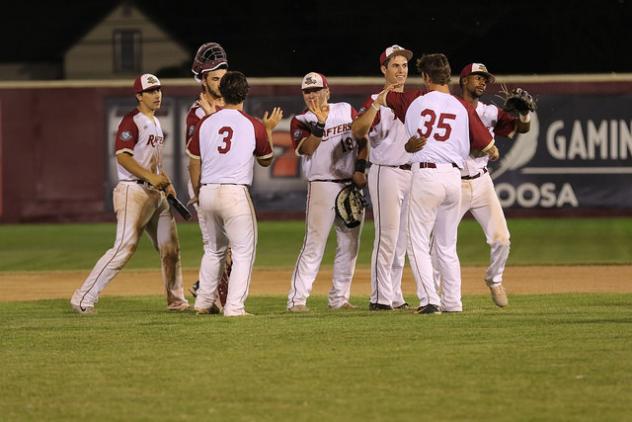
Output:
[192, 42, 228, 82]
[335, 185, 367, 228]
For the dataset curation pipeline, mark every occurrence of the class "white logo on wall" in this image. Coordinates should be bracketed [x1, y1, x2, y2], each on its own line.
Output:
[491, 113, 578, 208]
[491, 112, 539, 180]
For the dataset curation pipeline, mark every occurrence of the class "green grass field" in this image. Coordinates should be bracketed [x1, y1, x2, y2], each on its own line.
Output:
[1, 218, 632, 271]
[1, 219, 631, 421]
[1, 295, 631, 421]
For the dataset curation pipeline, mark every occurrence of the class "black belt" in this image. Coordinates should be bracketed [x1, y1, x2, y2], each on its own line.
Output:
[371, 163, 412, 171]
[312, 178, 352, 183]
[461, 168, 488, 180]
[121, 179, 153, 188]
[201, 183, 247, 186]
[418, 162, 459, 169]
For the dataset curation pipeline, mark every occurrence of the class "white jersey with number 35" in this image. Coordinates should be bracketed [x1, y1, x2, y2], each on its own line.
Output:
[187, 108, 273, 186]
[404, 91, 492, 167]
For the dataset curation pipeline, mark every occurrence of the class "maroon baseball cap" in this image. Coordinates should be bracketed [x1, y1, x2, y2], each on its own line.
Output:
[301, 72, 329, 90]
[459, 63, 495, 83]
[379, 44, 413, 66]
[133, 74, 161, 93]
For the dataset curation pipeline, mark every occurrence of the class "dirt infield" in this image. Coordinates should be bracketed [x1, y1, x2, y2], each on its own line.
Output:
[1, 265, 631, 302]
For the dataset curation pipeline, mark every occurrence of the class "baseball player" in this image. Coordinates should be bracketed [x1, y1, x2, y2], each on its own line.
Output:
[351, 44, 415, 311]
[431, 63, 532, 308]
[71, 74, 189, 314]
[287, 72, 368, 312]
[375, 54, 499, 314]
[187, 71, 282, 317]
[185, 42, 230, 310]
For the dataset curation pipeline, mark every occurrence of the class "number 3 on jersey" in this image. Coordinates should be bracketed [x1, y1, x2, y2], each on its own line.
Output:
[218, 126, 233, 154]
[417, 109, 456, 142]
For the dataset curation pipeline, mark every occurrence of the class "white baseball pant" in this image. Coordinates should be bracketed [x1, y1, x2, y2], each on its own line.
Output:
[408, 165, 463, 311]
[188, 180, 211, 254]
[368, 164, 412, 307]
[288, 181, 363, 309]
[194, 184, 256, 316]
[460, 172, 511, 284]
[72, 182, 188, 310]
[432, 170, 510, 300]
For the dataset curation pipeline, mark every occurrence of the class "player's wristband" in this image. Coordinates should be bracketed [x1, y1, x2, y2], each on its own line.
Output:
[371, 102, 380, 111]
[311, 122, 326, 137]
[519, 112, 531, 123]
[355, 159, 367, 173]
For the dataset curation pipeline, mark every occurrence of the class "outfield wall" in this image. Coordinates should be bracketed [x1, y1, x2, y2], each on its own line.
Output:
[0, 75, 631, 222]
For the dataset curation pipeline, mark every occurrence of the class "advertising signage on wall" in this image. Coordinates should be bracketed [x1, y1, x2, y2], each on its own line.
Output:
[4, 77, 629, 223]
[489, 95, 632, 210]
[104, 91, 632, 214]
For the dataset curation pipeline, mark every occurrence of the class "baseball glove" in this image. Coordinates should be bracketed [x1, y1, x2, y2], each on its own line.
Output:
[217, 248, 231, 306]
[501, 87, 536, 115]
[189, 248, 230, 307]
[335, 185, 367, 228]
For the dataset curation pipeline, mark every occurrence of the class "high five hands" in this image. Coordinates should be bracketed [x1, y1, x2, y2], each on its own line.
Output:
[373, 82, 402, 108]
[263, 107, 284, 130]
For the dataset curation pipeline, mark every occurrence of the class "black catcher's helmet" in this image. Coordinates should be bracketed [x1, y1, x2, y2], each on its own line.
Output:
[191, 42, 228, 82]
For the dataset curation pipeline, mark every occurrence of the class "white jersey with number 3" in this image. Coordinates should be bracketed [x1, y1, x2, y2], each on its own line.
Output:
[187, 108, 273, 186]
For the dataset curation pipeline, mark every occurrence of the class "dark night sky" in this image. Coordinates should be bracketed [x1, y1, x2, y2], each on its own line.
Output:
[2, 0, 631, 78]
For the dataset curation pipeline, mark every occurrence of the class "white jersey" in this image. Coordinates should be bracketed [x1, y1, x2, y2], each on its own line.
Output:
[394, 91, 492, 168]
[187, 108, 273, 186]
[360, 94, 411, 166]
[290, 102, 358, 181]
[114, 109, 165, 181]
[462, 101, 517, 177]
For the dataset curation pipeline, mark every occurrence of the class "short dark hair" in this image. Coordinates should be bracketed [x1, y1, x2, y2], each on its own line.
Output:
[219, 71, 249, 105]
[416, 54, 451, 85]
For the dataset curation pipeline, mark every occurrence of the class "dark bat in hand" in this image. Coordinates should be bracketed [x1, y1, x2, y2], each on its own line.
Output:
[167, 194, 192, 220]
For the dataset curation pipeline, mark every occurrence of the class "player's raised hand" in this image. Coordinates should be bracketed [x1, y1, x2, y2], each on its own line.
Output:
[404, 134, 427, 153]
[308, 99, 329, 124]
[374, 82, 401, 107]
[263, 107, 284, 130]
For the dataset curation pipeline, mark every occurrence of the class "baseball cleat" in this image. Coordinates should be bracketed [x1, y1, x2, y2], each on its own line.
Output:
[369, 302, 394, 311]
[393, 302, 410, 310]
[287, 304, 309, 313]
[193, 303, 221, 315]
[329, 302, 357, 310]
[224, 311, 254, 317]
[194, 304, 221, 315]
[167, 301, 190, 312]
[70, 290, 96, 314]
[416, 304, 442, 314]
[189, 280, 200, 298]
[70, 303, 96, 314]
[489, 284, 508, 307]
